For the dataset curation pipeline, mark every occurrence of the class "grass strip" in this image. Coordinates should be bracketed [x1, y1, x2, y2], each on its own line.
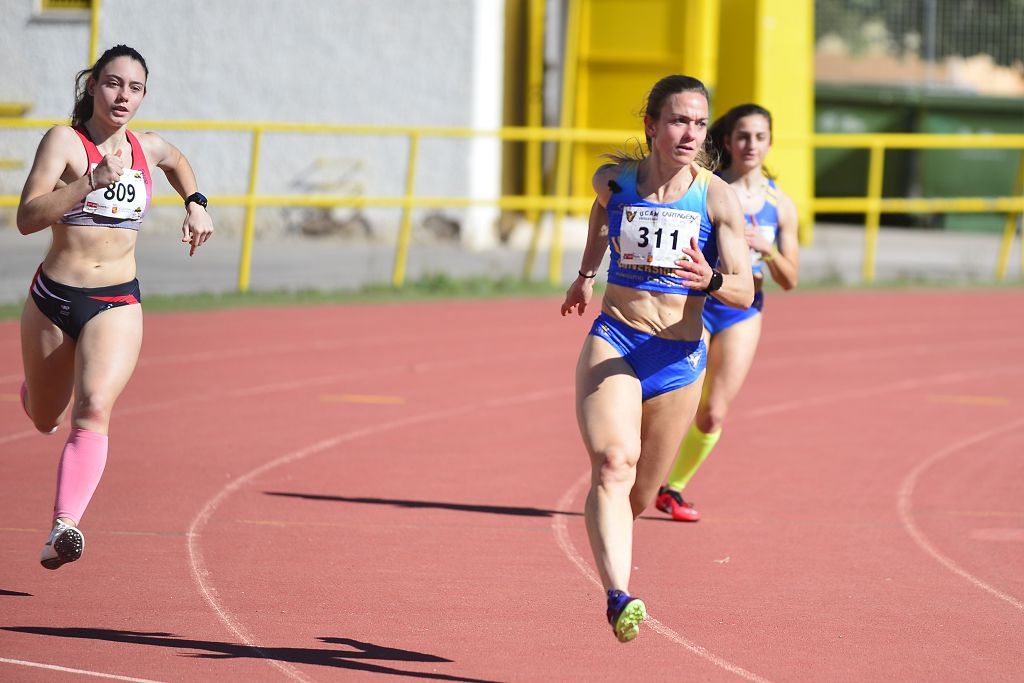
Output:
[2, 273, 1020, 321]
[0, 274, 568, 319]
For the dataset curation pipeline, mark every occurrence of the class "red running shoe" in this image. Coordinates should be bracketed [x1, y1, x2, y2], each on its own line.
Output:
[655, 487, 701, 522]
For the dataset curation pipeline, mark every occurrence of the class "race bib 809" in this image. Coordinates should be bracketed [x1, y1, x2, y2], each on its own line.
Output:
[82, 165, 147, 221]
[618, 205, 701, 268]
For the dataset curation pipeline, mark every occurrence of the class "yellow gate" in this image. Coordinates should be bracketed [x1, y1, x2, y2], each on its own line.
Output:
[571, 0, 720, 208]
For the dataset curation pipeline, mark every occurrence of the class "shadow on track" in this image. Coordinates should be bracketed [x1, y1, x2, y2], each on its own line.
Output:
[265, 491, 584, 519]
[2, 627, 503, 682]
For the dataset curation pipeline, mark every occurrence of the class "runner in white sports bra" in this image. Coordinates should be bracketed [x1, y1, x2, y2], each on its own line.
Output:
[15, 45, 214, 570]
[60, 123, 153, 228]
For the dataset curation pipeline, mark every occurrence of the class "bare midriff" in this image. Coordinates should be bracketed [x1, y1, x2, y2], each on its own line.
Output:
[601, 283, 706, 341]
[42, 223, 138, 287]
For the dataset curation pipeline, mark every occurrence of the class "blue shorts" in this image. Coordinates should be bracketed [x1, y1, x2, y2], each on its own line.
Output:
[702, 290, 763, 336]
[588, 312, 707, 402]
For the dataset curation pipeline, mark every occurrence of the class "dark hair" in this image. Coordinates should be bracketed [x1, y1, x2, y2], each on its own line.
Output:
[708, 103, 774, 177]
[607, 74, 715, 168]
[71, 45, 149, 127]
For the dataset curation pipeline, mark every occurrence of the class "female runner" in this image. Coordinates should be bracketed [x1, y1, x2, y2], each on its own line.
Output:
[17, 45, 213, 569]
[656, 103, 799, 522]
[561, 75, 753, 641]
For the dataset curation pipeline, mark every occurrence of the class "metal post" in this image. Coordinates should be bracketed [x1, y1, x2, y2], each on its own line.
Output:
[862, 144, 885, 283]
[995, 153, 1024, 280]
[392, 132, 421, 287]
[923, 0, 937, 91]
[548, 0, 581, 286]
[88, 0, 102, 64]
[521, 0, 546, 280]
[524, 0, 548, 225]
[237, 128, 262, 292]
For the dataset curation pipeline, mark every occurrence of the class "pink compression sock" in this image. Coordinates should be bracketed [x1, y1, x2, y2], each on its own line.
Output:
[53, 428, 109, 525]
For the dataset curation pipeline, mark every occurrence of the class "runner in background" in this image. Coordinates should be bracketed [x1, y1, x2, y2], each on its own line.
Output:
[561, 75, 753, 641]
[16, 45, 213, 569]
[656, 103, 799, 522]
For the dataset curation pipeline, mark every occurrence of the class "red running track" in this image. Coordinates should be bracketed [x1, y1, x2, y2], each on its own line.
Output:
[0, 291, 1022, 682]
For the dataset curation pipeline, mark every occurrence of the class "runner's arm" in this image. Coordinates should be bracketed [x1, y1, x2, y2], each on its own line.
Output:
[147, 132, 200, 200]
[145, 132, 213, 255]
[578, 198, 609, 277]
[561, 171, 615, 316]
[705, 176, 755, 308]
[764, 190, 799, 289]
[17, 126, 91, 234]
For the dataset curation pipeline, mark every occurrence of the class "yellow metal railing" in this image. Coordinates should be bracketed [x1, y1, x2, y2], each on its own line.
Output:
[0, 118, 632, 290]
[2, 120, 1022, 288]
[89, 0, 100, 64]
[812, 133, 1024, 282]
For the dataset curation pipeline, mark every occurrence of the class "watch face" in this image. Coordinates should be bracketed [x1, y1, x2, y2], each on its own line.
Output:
[189, 193, 208, 208]
[707, 270, 723, 292]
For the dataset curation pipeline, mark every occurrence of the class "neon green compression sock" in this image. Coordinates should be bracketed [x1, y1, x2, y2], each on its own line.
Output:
[665, 424, 722, 491]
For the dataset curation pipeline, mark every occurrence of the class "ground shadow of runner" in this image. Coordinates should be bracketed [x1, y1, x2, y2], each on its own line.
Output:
[2, 627, 503, 682]
[265, 491, 583, 519]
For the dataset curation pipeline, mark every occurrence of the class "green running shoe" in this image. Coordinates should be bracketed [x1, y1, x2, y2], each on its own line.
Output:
[607, 589, 647, 643]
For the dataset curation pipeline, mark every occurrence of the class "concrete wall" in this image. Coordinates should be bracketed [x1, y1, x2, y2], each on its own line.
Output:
[0, 0, 505, 246]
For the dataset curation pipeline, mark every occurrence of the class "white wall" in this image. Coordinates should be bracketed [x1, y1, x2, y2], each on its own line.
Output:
[0, 0, 505, 245]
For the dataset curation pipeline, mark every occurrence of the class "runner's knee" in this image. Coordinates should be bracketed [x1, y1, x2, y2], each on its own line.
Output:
[593, 445, 640, 489]
[72, 393, 115, 427]
[698, 402, 727, 433]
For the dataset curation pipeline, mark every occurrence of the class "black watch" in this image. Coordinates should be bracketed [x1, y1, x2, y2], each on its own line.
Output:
[185, 192, 208, 210]
[703, 269, 723, 293]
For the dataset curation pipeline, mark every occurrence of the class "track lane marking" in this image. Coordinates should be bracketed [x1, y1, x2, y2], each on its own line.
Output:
[739, 365, 1024, 420]
[187, 388, 566, 682]
[552, 473, 772, 683]
[319, 394, 404, 404]
[897, 417, 1024, 611]
[5, 340, 1021, 678]
[4, 303, 1019, 679]
[927, 394, 1010, 406]
[0, 657, 163, 682]
[0, 348, 558, 447]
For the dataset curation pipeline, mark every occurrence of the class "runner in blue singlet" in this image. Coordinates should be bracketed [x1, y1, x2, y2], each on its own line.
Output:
[656, 104, 800, 523]
[560, 76, 754, 642]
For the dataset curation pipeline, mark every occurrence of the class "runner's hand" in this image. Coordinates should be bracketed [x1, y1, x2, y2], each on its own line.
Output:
[673, 236, 714, 289]
[182, 204, 214, 256]
[561, 275, 594, 316]
[745, 216, 772, 255]
[91, 149, 124, 188]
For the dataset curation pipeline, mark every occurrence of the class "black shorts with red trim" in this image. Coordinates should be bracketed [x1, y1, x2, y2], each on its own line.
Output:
[29, 266, 142, 340]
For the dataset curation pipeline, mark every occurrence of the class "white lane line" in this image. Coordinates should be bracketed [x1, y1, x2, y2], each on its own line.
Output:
[0, 347, 557, 447]
[740, 364, 1024, 420]
[0, 657, 163, 682]
[552, 473, 773, 683]
[548, 361, 1024, 678]
[187, 388, 567, 682]
[0, 428, 49, 446]
[897, 417, 1024, 611]
[5, 312, 1020, 680]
